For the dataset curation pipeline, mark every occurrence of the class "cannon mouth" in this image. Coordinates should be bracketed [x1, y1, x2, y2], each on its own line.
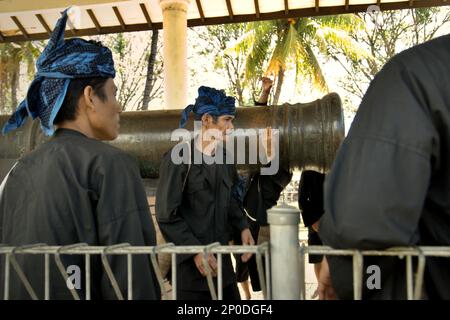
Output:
[290, 92, 345, 173]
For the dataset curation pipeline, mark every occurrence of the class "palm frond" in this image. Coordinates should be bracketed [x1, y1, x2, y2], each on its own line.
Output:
[243, 22, 275, 82]
[311, 21, 371, 61]
[224, 28, 255, 56]
[266, 23, 299, 75]
[225, 21, 275, 84]
[299, 44, 329, 93]
[313, 14, 364, 32]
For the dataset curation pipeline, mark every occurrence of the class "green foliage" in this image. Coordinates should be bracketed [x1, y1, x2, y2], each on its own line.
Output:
[96, 32, 163, 110]
[0, 41, 42, 114]
[112, 33, 127, 59]
[228, 15, 367, 104]
[196, 23, 253, 105]
[332, 7, 450, 101]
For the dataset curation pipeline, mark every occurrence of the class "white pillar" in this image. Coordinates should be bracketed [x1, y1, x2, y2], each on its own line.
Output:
[159, 0, 191, 110]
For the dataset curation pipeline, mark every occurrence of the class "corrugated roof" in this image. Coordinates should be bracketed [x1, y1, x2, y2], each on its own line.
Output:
[0, 0, 448, 43]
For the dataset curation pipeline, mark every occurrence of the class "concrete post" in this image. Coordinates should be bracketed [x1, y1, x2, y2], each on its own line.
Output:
[268, 203, 301, 299]
[159, 0, 191, 110]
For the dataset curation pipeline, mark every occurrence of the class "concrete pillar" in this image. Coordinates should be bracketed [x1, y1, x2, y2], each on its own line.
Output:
[159, 0, 191, 110]
[268, 203, 301, 299]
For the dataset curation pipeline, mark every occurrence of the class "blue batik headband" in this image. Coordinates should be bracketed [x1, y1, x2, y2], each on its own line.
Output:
[179, 86, 236, 128]
[2, 8, 116, 136]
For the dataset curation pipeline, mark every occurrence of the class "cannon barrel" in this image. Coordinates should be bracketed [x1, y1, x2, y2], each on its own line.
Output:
[0, 93, 344, 180]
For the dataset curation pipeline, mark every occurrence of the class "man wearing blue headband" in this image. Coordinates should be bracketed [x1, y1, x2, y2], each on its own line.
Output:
[0, 10, 160, 300]
[156, 86, 254, 300]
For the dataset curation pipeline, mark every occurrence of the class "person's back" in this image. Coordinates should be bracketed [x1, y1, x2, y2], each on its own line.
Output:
[1, 129, 159, 299]
[319, 34, 450, 299]
[0, 10, 159, 300]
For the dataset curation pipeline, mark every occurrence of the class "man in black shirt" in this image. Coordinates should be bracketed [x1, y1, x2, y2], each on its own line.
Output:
[156, 86, 254, 300]
[0, 11, 160, 300]
[319, 34, 450, 300]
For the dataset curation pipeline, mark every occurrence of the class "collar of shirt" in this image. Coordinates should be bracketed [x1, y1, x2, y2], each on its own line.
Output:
[54, 128, 88, 139]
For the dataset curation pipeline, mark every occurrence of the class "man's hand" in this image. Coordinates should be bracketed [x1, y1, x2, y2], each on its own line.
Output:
[318, 257, 337, 300]
[194, 253, 217, 277]
[240, 228, 255, 263]
[256, 77, 274, 105]
[260, 77, 273, 93]
[311, 220, 320, 232]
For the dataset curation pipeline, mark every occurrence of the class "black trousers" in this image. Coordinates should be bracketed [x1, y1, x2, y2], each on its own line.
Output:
[308, 227, 323, 264]
[177, 283, 241, 300]
[234, 219, 264, 291]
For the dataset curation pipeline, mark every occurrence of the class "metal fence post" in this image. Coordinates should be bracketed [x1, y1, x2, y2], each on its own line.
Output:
[268, 203, 300, 300]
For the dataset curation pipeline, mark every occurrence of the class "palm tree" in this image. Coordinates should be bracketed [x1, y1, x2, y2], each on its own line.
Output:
[234, 15, 369, 105]
[0, 41, 41, 114]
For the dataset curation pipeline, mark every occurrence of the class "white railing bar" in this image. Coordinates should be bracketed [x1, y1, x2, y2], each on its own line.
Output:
[202, 242, 220, 300]
[218, 253, 223, 300]
[101, 243, 130, 300]
[150, 243, 172, 300]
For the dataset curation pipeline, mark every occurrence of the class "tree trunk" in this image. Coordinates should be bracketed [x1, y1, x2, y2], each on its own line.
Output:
[0, 67, 6, 113]
[236, 79, 244, 106]
[10, 67, 19, 112]
[141, 29, 159, 110]
[272, 66, 285, 106]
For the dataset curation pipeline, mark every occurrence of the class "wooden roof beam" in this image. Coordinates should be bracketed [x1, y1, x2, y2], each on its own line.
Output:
[113, 6, 126, 30]
[140, 3, 153, 28]
[36, 14, 52, 35]
[11, 16, 29, 39]
[195, 0, 205, 22]
[0, 0, 125, 14]
[315, 0, 320, 13]
[2, 0, 450, 43]
[225, 0, 234, 20]
[254, 0, 260, 18]
[87, 9, 102, 32]
[284, 0, 289, 15]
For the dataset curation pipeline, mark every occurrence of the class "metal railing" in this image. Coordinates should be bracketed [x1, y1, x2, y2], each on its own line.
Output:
[301, 244, 450, 300]
[1, 203, 449, 300]
[0, 243, 270, 300]
[267, 203, 450, 300]
[4, 242, 448, 300]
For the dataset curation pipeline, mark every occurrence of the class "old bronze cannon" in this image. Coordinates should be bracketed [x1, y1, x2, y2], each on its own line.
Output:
[0, 93, 345, 181]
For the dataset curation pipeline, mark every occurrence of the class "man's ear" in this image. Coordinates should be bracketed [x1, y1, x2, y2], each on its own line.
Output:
[201, 113, 211, 125]
[83, 85, 96, 112]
